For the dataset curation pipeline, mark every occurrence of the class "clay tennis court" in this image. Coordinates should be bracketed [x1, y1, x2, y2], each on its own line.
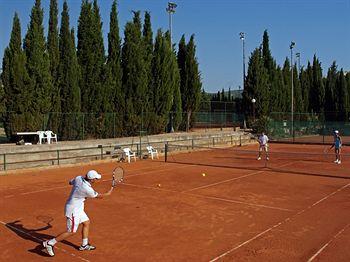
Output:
[1, 143, 350, 261]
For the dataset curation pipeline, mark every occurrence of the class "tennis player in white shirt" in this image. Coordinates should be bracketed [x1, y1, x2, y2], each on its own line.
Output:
[257, 132, 269, 160]
[43, 170, 114, 257]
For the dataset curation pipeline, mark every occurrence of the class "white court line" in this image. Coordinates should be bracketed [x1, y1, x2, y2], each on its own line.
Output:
[185, 160, 297, 193]
[0, 220, 90, 262]
[123, 182, 292, 212]
[3, 164, 187, 198]
[308, 223, 350, 261]
[209, 182, 350, 262]
[185, 193, 293, 212]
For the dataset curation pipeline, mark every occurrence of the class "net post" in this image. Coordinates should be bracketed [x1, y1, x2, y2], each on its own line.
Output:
[239, 135, 242, 146]
[165, 142, 168, 162]
[192, 139, 194, 149]
[57, 150, 60, 165]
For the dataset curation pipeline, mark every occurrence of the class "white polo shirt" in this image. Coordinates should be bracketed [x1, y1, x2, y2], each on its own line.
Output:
[64, 176, 98, 217]
[258, 134, 269, 146]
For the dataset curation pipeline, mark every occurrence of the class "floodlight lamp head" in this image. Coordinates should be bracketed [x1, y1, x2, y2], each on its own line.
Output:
[290, 41, 295, 49]
[239, 32, 245, 40]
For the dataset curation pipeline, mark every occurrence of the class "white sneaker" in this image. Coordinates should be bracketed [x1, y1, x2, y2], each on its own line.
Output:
[334, 160, 339, 163]
[79, 243, 96, 251]
[337, 160, 341, 164]
[266, 157, 269, 161]
[257, 157, 261, 160]
[43, 241, 55, 257]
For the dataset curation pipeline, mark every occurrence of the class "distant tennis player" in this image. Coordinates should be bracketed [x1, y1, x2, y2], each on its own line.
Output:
[257, 132, 269, 160]
[331, 130, 342, 164]
[43, 170, 114, 257]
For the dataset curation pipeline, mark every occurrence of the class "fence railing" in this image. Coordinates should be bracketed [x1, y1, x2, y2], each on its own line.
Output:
[0, 133, 252, 172]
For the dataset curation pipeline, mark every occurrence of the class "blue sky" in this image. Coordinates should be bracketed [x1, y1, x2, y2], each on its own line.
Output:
[0, 0, 349, 93]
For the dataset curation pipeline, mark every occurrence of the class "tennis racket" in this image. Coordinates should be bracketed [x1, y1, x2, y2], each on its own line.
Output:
[112, 166, 124, 187]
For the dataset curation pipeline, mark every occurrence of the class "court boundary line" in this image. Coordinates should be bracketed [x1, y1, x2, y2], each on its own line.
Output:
[184, 161, 297, 193]
[307, 223, 350, 261]
[0, 220, 90, 262]
[209, 182, 350, 261]
[123, 182, 293, 212]
[3, 165, 189, 198]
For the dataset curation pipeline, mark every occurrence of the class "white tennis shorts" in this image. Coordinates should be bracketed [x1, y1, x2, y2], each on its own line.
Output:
[259, 144, 268, 152]
[66, 211, 89, 233]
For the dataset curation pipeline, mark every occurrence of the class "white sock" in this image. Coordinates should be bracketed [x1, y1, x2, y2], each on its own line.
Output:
[48, 238, 57, 246]
[82, 238, 88, 246]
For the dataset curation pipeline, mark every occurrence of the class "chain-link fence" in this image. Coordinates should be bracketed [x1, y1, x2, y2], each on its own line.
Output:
[268, 112, 350, 144]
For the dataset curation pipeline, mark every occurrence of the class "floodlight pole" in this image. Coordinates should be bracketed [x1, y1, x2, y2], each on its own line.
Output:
[290, 41, 295, 141]
[239, 32, 246, 90]
[166, 2, 177, 132]
[166, 2, 177, 45]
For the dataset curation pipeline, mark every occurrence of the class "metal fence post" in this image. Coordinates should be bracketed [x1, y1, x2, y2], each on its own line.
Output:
[57, 150, 60, 165]
[3, 154, 6, 171]
[165, 142, 168, 162]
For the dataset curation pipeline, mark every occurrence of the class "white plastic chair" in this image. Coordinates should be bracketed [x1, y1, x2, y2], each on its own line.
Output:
[123, 148, 136, 163]
[45, 131, 58, 144]
[147, 145, 158, 159]
[37, 131, 47, 144]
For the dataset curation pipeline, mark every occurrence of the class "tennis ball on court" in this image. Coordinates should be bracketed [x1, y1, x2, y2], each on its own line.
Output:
[158, 184, 161, 187]
[202, 173, 206, 177]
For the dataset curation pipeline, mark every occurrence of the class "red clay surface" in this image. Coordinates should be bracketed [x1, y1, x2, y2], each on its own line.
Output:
[1, 143, 350, 261]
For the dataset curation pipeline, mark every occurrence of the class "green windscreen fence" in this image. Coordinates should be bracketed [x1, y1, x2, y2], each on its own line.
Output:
[268, 112, 350, 144]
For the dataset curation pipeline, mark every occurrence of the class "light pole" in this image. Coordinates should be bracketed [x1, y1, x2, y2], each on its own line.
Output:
[296, 52, 300, 72]
[166, 2, 177, 45]
[290, 41, 295, 141]
[166, 2, 177, 132]
[239, 32, 246, 90]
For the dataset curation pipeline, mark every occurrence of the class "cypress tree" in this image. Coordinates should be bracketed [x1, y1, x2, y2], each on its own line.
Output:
[2, 13, 31, 138]
[150, 30, 174, 133]
[282, 57, 291, 113]
[107, 0, 123, 136]
[244, 48, 269, 118]
[293, 64, 303, 113]
[142, 11, 153, 132]
[24, 0, 53, 129]
[336, 69, 348, 121]
[77, 0, 106, 137]
[324, 62, 337, 120]
[182, 35, 202, 130]
[309, 55, 325, 113]
[47, 0, 60, 132]
[58, 1, 81, 140]
[301, 62, 312, 112]
[177, 35, 186, 104]
[121, 11, 148, 135]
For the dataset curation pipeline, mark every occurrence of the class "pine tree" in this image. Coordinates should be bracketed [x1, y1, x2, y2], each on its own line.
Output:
[47, 0, 60, 131]
[58, 1, 81, 140]
[2, 13, 31, 138]
[24, 0, 53, 129]
[301, 62, 312, 112]
[107, 0, 123, 136]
